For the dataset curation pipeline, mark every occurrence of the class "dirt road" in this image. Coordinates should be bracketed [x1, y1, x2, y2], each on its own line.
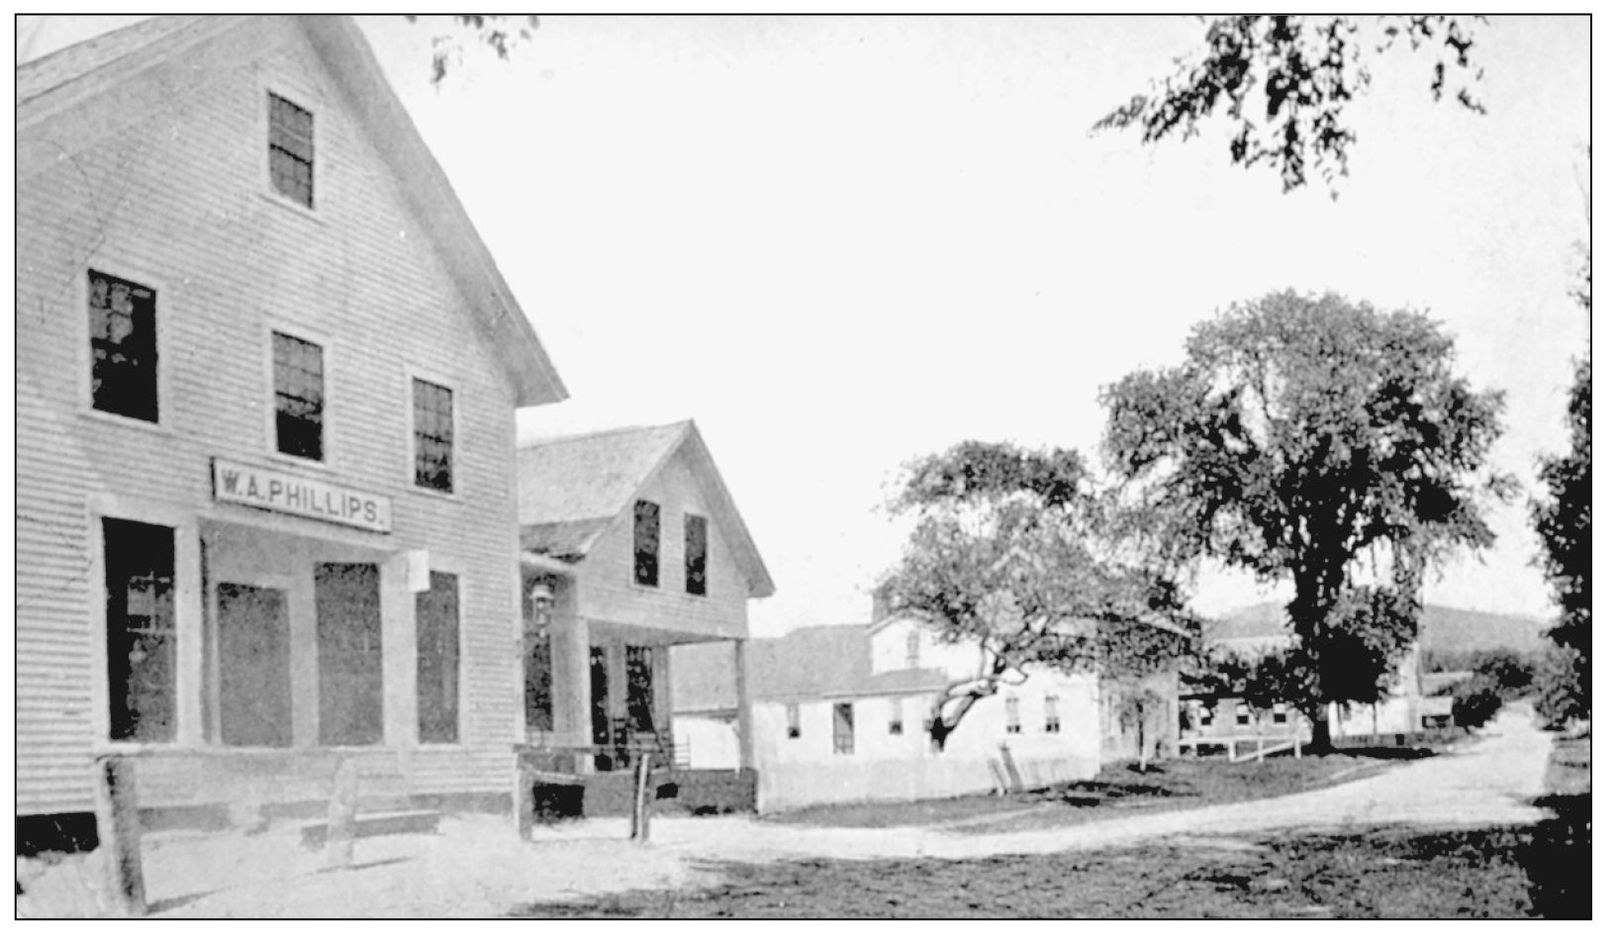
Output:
[630, 702, 1553, 863]
[119, 704, 1550, 917]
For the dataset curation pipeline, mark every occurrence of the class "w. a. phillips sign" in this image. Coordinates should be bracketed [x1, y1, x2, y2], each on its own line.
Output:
[211, 458, 392, 533]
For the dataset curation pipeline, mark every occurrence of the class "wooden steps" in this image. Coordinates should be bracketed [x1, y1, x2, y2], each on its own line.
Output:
[299, 809, 440, 848]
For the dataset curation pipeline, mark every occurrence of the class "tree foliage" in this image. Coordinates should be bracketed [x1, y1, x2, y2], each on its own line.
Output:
[1534, 643, 1589, 729]
[1530, 251, 1591, 725]
[881, 441, 1197, 751]
[1094, 15, 1487, 195]
[1102, 291, 1512, 749]
[403, 15, 540, 86]
[1450, 675, 1504, 731]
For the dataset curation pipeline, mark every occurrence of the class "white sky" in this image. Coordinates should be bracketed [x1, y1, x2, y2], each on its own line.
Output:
[18, 15, 1596, 635]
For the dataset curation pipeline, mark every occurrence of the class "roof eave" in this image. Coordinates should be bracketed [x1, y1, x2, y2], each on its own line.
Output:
[298, 15, 568, 409]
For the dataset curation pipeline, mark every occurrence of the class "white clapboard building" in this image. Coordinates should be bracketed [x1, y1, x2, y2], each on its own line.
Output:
[15, 15, 566, 846]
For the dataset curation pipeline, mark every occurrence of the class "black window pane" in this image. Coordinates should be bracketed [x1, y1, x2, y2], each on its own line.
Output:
[684, 514, 708, 596]
[273, 333, 323, 460]
[103, 518, 176, 742]
[633, 500, 660, 587]
[412, 379, 454, 492]
[88, 270, 158, 422]
[626, 645, 655, 734]
[267, 93, 314, 208]
[525, 633, 553, 732]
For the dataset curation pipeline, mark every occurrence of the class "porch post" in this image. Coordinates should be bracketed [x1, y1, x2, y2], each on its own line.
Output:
[732, 638, 754, 770]
[552, 610, 593, 769]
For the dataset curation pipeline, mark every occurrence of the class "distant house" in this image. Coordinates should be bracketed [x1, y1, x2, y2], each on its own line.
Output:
[1188, 606, 1457, 748]
[674, 612, 1104, 813]
[515, 421, 773, 799]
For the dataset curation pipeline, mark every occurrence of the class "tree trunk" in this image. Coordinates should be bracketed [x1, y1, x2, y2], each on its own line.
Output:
[1291, 569, 1340, 755]
[1309, 703, 1332, 753]
[928, 673, 998, 752]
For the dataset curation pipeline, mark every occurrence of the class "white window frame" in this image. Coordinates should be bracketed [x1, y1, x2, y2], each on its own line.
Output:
[88, 495, 203, 748]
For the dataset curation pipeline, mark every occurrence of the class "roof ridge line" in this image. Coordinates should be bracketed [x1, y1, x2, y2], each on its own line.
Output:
[518, 419, 690, 449]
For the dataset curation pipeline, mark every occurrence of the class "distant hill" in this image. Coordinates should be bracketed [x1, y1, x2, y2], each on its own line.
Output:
[1210, 602, 1551, 655]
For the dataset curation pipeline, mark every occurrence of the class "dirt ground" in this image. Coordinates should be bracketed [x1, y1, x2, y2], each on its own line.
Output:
[16, 703, 1567, 918]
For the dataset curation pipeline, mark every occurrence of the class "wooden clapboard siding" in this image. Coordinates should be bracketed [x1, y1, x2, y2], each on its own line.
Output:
[574, 450, 749, 642]
[15, 17, 537, 815]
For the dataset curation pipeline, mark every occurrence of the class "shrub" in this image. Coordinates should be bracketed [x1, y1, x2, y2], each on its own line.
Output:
[1451, 675, 1504, 731]
[1534, 644, 1589, 729]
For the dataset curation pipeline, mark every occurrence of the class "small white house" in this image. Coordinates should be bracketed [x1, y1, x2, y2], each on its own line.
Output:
[515, 421, 773, 798]
[674, 614, 1104, 813]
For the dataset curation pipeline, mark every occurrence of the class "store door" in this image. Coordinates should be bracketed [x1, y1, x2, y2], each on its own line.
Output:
[216, 582, 293, 747]
[315, 562, 384, 746]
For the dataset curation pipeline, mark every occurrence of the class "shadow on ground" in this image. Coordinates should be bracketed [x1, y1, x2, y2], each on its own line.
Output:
[510, 793, 1590, 919]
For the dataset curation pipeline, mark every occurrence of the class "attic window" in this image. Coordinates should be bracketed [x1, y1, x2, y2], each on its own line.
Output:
[684, 514, 707, 596]
[268, 92, 314, 208]
[633, 500, 660, 587]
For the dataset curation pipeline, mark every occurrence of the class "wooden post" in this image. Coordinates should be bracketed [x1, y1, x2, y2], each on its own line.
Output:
[1227, 739, 1237, 763]
[630, 752, 651, 843]
[321, 758, 359, 871]
[92, 755, 145, 917]
[1294, 736, 1302, 758]
[514, 759, 534, 841]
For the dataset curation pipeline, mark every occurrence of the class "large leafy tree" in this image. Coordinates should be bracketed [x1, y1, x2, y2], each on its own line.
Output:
[881, 442, 1196, 752]
[1102, 291, 1512, 750]
[1531, 241, 1591, 727]
[1094, 15, 1487, 195]
[402, 15, 540, 86]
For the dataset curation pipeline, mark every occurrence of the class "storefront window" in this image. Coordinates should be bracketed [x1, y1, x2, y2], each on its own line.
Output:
[315, 562, 383, 746]
[416, 571, 459, 743]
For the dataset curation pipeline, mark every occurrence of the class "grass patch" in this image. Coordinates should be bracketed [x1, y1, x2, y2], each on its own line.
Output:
[766, 751, 1411, 831]
[514, 817, 1583, 919]
[1542, 734, 1590, 796]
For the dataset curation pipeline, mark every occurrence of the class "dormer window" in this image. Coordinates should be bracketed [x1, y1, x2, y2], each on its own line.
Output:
[268, 92, 314, 208]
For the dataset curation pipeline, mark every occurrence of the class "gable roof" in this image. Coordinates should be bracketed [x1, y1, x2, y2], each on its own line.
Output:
[517, 421, 774, 598]
[16, 15, 566, 408]
[748, 625, 948, 703]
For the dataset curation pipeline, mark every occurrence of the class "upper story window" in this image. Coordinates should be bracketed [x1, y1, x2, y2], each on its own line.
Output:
[684, 514, 708, 596]
[904, 630, 921, 668]
[1272, 704, 1289, 725]
[786, 702, 801, 739]
[273, 331, 324, 461]
[1044, 694, 1061, 733]
[88, 270, 158, 422]
[633, 500, 660, 587]
[888, 698, 904, 736]
[268, 92, 314, 208]
[412, 378, 454, 492]
[1004, 694, 1022, 734]
[1235, 703, 1252, 727]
